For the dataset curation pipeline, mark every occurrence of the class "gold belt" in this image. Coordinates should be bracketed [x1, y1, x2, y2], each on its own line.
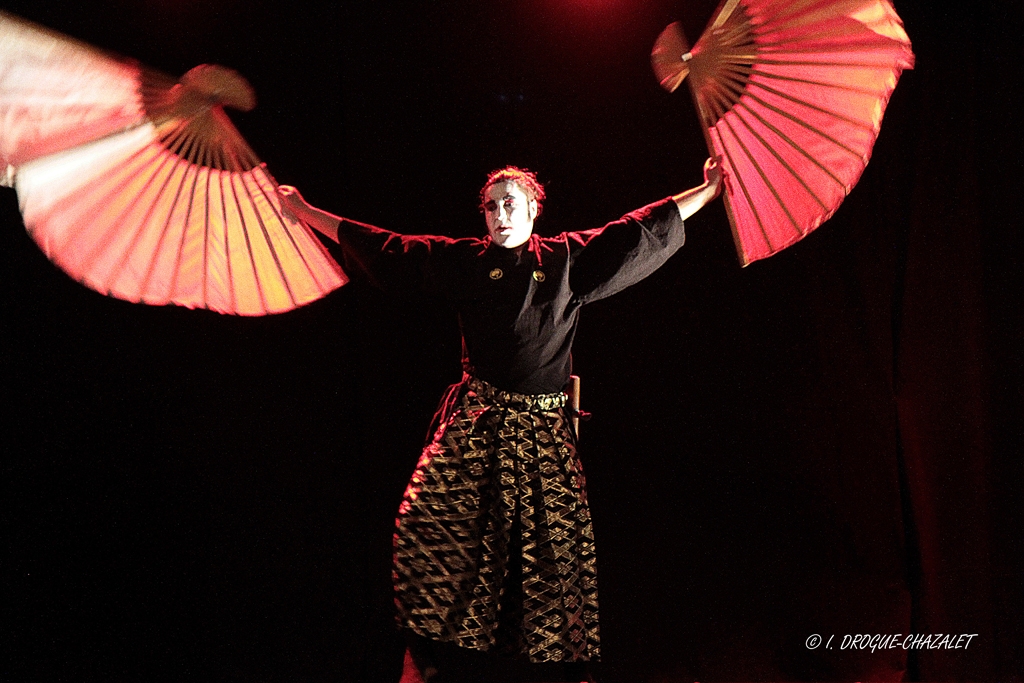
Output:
[465, 374, 567, 412]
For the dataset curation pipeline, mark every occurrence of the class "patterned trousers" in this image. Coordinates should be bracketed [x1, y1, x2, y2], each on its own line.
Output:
[393, 375, 600, 663]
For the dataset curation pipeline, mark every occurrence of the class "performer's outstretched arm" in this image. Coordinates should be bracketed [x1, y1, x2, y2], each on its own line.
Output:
[568, 157, 724, 303]
[276, 184, 461, 296]
[673, 156, 723, 221]
[277, 185, 341, 242]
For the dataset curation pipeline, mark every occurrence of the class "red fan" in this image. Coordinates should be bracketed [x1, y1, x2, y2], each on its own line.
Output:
[0, 11, 346, 315]
[652, 0, 915, 265]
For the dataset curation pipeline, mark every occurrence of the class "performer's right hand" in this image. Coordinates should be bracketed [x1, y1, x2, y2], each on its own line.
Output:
[276, 185, 308, 223]
[275, 185, 343, 242]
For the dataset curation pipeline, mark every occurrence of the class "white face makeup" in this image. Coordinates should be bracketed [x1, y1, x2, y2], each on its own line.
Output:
[482, 181, 538, 249]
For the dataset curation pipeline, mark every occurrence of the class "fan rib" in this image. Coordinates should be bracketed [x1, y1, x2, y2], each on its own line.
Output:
[733, 104, 829, 213]
[717, 22, 753, 48]
[746, 79, 874, 138]
[55, 155, 151, 276]
[200, 142, 213, 307]
[177, 124, 196, 166]
[717, 69, 750, 102]
[757, 56, 900, 70]
[718, 135, 774, 251]
[242, 174, 299, 310]
[100, 150, 179, 296]
[162, 121, 191, 158]
[757, 35, 909, 52]
[701, 83, 730, 122]
[167, 159, 204, 304]
[187, 126, 204, 166]
[710, 0, 745, 31]
[159, 122, 196, 165]
[701, 76, 745, 129]
[720, 116, 802, 238]
[703, 89, 728, 122]
[202, 164, 212, 307]
[251, 171, 332, 295]
[717, 68, 752, 96]
[138, 157, 193, 302]
[186, 123, 208, 168]
[227, 141, 244, 173]
[218, 171, 237, 313]
[53, 138, 157, 259]
[729, 65, 888, 98]
[717, 81, 742, 115]
[716, 58, 892, 96]
[721, 62, 752, 78]
[266, 207, 324, 293]
[743, 91, 865, 165]
[735, 100, 840, 201]
[212, 108, 259, 173]
[695, 97, 718, 131]
[227, 169, 270, 314]
[713, 52, 760, 65]
[213, 142, 226, 176]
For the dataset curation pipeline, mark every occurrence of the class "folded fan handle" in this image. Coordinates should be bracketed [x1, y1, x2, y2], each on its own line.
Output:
[566, 374, 582, 438]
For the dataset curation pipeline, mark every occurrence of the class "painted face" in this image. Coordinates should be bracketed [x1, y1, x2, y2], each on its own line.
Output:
[482, 181, 538, 249]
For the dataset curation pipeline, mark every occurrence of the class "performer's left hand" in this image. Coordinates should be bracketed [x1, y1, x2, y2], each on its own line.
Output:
[703, 156, 724, 200]
[673, 157, 724, 221]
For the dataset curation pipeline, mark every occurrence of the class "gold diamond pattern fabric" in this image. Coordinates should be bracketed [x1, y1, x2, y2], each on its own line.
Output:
[393, 376, 600, 663]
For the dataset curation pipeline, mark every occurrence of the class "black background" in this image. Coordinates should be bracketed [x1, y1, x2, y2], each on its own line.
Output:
[2, 1, 1021, 681]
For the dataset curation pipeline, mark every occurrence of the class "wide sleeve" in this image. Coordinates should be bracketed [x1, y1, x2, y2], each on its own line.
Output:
[567, 197, 685, 304]
[333, 218, 462, 297]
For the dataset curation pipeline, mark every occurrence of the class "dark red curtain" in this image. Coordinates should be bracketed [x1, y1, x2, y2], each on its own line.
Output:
[888, 2, 1022, 678]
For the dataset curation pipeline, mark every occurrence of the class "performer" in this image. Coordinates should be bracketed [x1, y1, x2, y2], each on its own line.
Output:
[278, 158, 721, 682]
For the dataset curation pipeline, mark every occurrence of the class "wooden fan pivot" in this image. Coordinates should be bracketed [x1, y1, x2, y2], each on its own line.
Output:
[651, 22, 691, 93]
[652, 5, 757, 126]
[159, 64, 256, 121]
[180, 64, 256, 111]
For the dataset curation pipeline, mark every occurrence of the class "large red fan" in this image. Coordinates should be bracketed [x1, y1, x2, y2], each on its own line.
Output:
[0, 11, 346, 315]
[652, 0, 915, 265]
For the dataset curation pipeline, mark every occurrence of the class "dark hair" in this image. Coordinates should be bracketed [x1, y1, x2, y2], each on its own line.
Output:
[479, 166, 546, 217]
